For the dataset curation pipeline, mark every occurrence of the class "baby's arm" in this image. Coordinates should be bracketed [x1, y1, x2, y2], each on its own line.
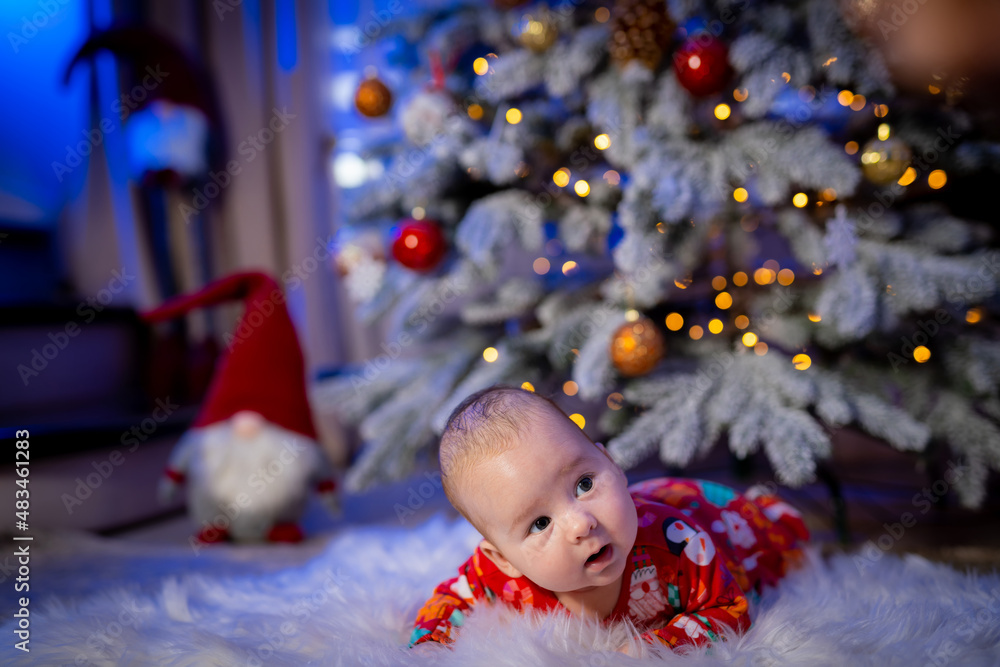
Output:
[409, 552, 487, 647]
[643, 527, 750, 649]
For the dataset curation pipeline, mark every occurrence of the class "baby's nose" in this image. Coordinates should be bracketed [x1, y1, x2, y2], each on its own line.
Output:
[565, 506, 597, 540]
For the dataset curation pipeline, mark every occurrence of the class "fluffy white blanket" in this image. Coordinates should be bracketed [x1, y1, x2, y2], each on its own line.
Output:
[4, 514, 1000, 666]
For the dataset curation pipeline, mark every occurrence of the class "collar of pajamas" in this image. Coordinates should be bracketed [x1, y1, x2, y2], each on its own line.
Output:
[410, 477, 809, 649]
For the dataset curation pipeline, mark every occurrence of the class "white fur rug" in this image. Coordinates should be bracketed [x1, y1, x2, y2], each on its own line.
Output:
[4, 513, 1000, 666]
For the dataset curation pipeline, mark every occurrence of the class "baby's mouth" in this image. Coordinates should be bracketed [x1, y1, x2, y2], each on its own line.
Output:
[586, 544, 610, 565]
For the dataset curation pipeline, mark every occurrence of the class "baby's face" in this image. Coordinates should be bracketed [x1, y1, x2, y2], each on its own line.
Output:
[464, 409, 638, 595]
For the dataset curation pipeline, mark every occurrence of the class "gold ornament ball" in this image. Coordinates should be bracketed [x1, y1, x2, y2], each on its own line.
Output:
[861, 136, 913, 185]
[610, 317, 666, 376]
[517, 12, 558, 53]
[355, 77, 393, 118]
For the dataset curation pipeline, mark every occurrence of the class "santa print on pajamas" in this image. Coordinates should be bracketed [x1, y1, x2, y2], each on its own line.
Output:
[409, 477, 809, 649]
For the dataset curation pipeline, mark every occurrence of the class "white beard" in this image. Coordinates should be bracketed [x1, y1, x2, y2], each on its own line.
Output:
[181, 421, 323, 541]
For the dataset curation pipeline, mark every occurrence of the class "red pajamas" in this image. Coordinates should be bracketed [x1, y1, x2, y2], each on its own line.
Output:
[410, 477, 809, 649]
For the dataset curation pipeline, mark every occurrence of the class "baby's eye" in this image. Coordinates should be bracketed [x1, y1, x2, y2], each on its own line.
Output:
[530, 517, 550, 534]
[576, 475, 594, 496]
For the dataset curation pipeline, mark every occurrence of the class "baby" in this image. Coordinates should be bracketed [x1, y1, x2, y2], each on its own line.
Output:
[410, 386, 810, 650]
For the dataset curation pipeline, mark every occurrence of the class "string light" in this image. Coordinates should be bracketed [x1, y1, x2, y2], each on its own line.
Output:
[603, 170, 620, 185]
[674, 276, 692, 289]
[754, 341, 768, 355]
[734, 187, 749, 203]
[473, 58, 489, 76]
[714, 104, 731, 120]
[742, 332, 758, 347]
[733, 271, 748, 287]
[897, 167, 917, 186]
[821, 188, 837, 201]
[553, 168, 570, 187]
[777, 269, 795, 286]
[506, 108, 522, 124]
[563, 380, 579, 396]
[808, 313, 822, 322]
[792, 192, 809, 208]
[574, 180, 590, 196]
[569, 414, 586, 428]
[411, 206, 426, 220]
[708, 319, 724, 334]
[595, 7, 610, 22]
[607, 392, 623, 410]
[754, 268, 775, 285]
[533, 257, 550, 274]
[733, 88, 749, 102]
[837, 90, 854, 106]
[689, 325, 704, 340]
[928, 170, 947, 189]
[467, 104, 483, 120]
[966, 308, 983, 324]
[562, 260, 578, 275]
[845, 141, 859, 155]
[594, 134, 611, 150]
[521, 381, 535, 392]
[913, 346, 931, 363]
[850, 94, 867, 111]
[712, 276, 727, 290]
[483, 347, 499, 362]
[877, 123, 891, 141]
[735, 315, 750, 329]
[792, 353, 811, 370]
[665, 313, 684, 331]
[874, 104, 889, 117]
[715, 292, 733, 309]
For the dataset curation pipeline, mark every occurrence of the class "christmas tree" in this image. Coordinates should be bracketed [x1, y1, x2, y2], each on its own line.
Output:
[317, 0, 1000, 507]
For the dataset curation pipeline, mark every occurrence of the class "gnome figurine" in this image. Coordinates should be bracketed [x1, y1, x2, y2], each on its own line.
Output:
[143, 271, 340, 544]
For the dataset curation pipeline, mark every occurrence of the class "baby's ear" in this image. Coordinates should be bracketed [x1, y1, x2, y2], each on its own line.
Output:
[479, 539, 523, 579]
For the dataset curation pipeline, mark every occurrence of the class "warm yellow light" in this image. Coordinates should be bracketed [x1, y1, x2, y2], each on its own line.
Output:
[604, 170, 620, 185]
[812, 264, 824, 275]
[606, 392, 623, 410]
[792, 192, 809, 208]
[734, 187, 749, 203]
[877, 123, 891, 141]
[850, 94, 867, 111]
[913, 346, 931, 363]
[595, 6, 610, 22]
[715, 104, 731, 120]
[594, 134, 611, 150]
[562, 260, 578, 275]
[792, 353, 811, 370]
[521, 381, 535, 392]
[928, 84, 941, 95]
[845, 141, 859, 155]
[665, 312, 684, 331]
[754, 341, 768, 356]
[674, 276, 692, 290]
[533, 257, 550, 274]
[625, 309, 639, 322]
[754, 268, 775, 285]
[708, 319, 724, 334]
[821, 188, 837, 201]
[928, 170, 947, 189]
[733, 88, 749, 102]
[473, 58, 489, 76]
[506, 108, 522, 124]
[763, 259, 780, 272]
[574, 180, 591, 196]
[715, 292, 733, 309]
[733, 271, 748, 287]
[569, 413, 586, 429]
[411, 206, 426, 220]
[781, 72, 791, 83]
[966, 308, 983, 324]
[467, 104, 484, 120]
[563, 380, 579, 396]
[483, 347, 499, 362]
[897, 167, 917, 186]
[808, 313, 822, 323]
[742, 332, 758, 347]
[874, 104, 889, 117]
[777, 269, 795, 286]
[553, 168, 570, 187]
[837, 90, 854, 106]
[712, 276, 727, 290]
[735, 315, 750, 329]
[689, 325, 704, 340]
[688, 54, 702, 70]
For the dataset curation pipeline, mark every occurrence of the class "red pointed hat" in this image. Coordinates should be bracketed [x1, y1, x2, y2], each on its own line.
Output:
[142, 271, 318, 440]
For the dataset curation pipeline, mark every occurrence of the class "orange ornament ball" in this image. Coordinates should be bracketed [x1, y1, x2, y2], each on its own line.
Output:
[355, 77, 393, 118]
[609, 316, 666, 376]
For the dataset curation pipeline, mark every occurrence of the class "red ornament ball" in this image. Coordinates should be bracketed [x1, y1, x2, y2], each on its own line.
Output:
[673, 35, 731, 97]
[391, 219, 447, 271]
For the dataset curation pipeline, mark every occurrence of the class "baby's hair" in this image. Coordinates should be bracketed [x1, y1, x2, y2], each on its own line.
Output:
[439, 385, 571, 533]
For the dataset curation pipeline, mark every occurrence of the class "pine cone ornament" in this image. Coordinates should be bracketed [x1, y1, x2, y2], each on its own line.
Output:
[608, 0, 675, 70]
